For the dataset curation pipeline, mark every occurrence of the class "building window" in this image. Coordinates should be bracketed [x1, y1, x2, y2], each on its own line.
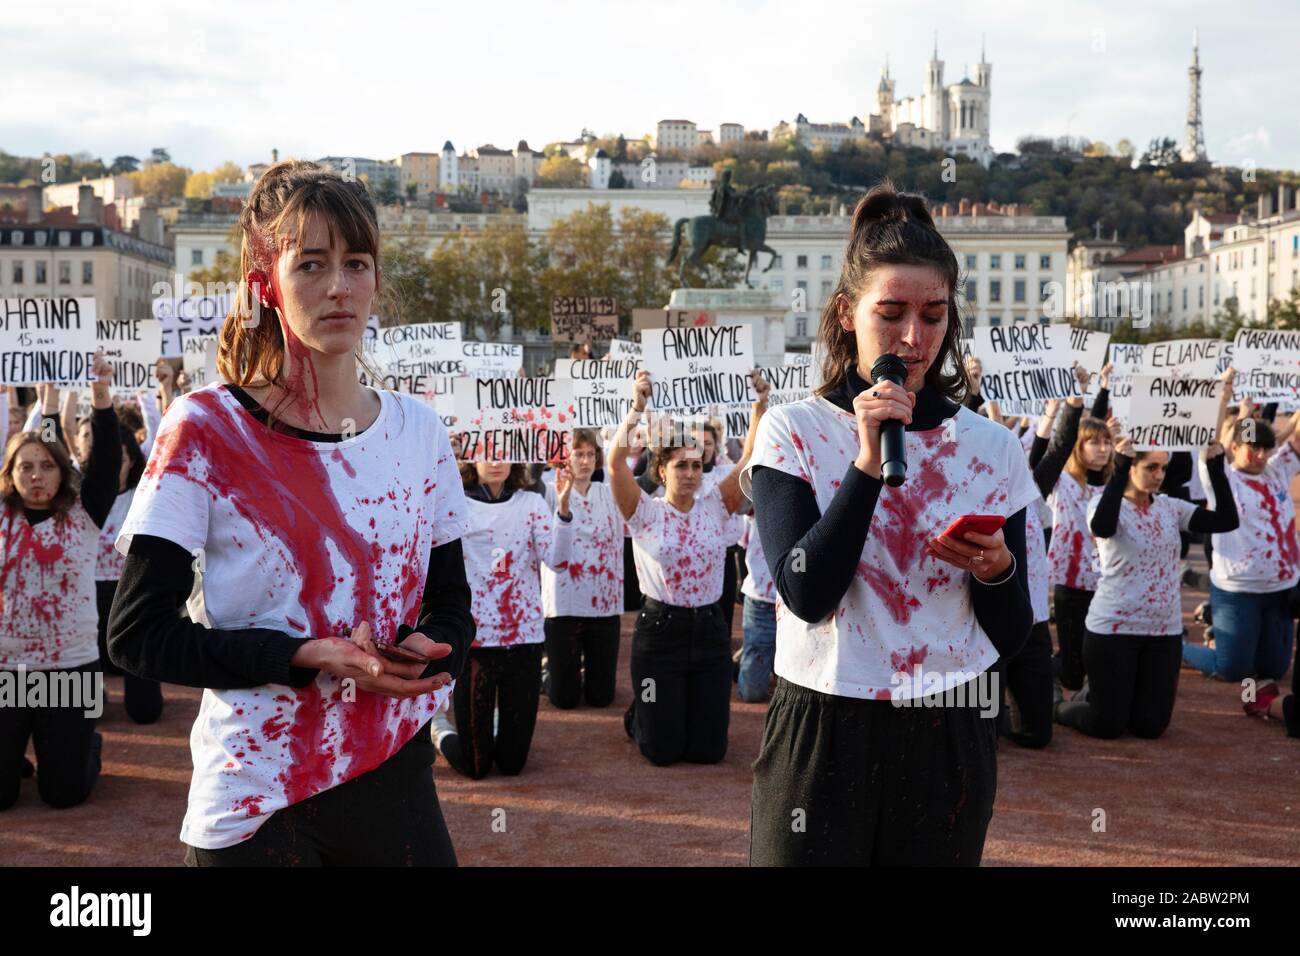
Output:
[82, 261, 93, 284]
[1013, 279, 1026, 302]
[1014, 254, 1025, 269]
[989, 279, 1001, 302]
[771, 278, 783, 292]
[8, 231, 20, 245]
[80, 231, 94, 247]
[1198, 287, 1204, 307]
[820, 255, 832, 270]
[1182, 287, 1188, 310]
[965, 254, 977, 271]
[795, 316, 808, 338]
[1292, 235, 1298, 255]
[963, 316, 975, 336]
[58, 231, 71, 247]
[1039, 280, 1051, 300]
[965, 279, 977, 303]
[1039, 254, 1051, 269]
[989, 314, 1002, 327]
[1014, 313, 1026, 323]
[820, 279, 832, 299]
[1167, 291, 1173, 311]
[772, 255, 783, 269]
[192, 249, 204, 266]
[989, 254, 1001, 270]
[1039, 315, 1050, 325]
[796, 255, 807, 269]
[58, 261, 71, 284]
[35, 262, 46, 284]
[11, 262, 22, 284]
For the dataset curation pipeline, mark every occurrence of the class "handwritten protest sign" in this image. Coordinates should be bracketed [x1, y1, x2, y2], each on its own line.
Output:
[461, 342, 523, 378]
[371, 322, 461, 364]
[556, 357, 639, 428]
[1104, 341, 1147, 423]
[758, 361, 812, 406]
[1126, 375, 1222, 451]
[97, 318, 162, 393]
[971, 323, 1078, 416]
[154, 293, 232, 356]
[631, 308, 714, 343]
[1140, 338, 1222, 378]
[641, 325, 756, 411]
[1071, 326, 1110, 397]
[0, 297, 98, 385]
[450, 377, 576, 463]
[551, 296, 618, 345]
[607, 339, 642, 360]
[1232, 329, 1300, 402]
[182, 336, 219, 389]
[782, 352, 812, 366]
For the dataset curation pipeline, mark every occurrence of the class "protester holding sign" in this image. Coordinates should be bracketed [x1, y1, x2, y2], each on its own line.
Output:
[0, 354, 121, 811]
[540, 429, 624, 710]
[1184, 407, 1300, 683]
[608, 367, 767, 767]
[108, 160, 472, 866]
[432, 462, 574, 778]
[1055, 430, 1238, 740]
[742, 184, 1037, 865]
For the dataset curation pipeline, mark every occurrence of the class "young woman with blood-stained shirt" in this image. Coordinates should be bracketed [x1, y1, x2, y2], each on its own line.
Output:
[0, 356, 121, 811]
[107, 161, 473, 866]
[608, 368, 768, 767]
[540, 429, 624, 709]
[741, 183, 1038, 866]
[431, 461, 574, 778]
[1184, 409, 1300, 683]
[1055, 430, 1238, 741]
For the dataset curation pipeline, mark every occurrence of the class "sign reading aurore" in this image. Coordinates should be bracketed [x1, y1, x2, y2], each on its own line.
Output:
[0, 297, 98, 385]
[641, 325, 756, 410]
[450, 376, 576, 463]
[971, 323, 1078, 416]
[1126, 375, 1223, 451]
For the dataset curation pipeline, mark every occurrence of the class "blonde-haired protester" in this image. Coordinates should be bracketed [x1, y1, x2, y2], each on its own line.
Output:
[0, 356, 121, 810]
[1055, 423, 1238, 740]
[430, 461, 574, 778]
[108, 160, 473, 866]
[607, 368, 768, 766]
[742, 182, 1038, 866]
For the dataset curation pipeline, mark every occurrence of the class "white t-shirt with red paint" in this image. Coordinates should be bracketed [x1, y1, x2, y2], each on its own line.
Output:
[740, 396, 1039, 701]
[1201, 443, 1300, 594]
[1047, 474, 1104, 591]
[540, 481, 623, 618]
[1025, 500, 1049, 625]
[96, 489, 134, 581]
[462, 491, 574, 645]
[1085, 493, 1199, 636]
[0, 503, 100, 670]
[116, 384, 469, 850]
[741, 514, 776, 604]
[627, 488, 744, 607]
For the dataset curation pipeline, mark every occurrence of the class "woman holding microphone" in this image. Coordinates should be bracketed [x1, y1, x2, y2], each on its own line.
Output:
[606, 367, 767, 767]
[741, 183, 1039, 866]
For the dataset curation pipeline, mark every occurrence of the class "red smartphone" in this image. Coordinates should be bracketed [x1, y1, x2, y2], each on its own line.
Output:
[374, 641, 431, 665]
[941, 514, 1006, 541]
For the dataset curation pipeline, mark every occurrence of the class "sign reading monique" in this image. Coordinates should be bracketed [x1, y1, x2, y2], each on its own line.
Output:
[641, 325, 757, 411]
[450, 376, 576, 463]
[0, 297, 98, 385]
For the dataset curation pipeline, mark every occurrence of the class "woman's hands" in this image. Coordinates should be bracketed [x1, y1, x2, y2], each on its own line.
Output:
[1099, 362, 1113, 391]
[852, 379, 916, 480]
[631, 368, 651, 414]
[555, 464, 573, 519]
[926, 528, 1013, 582]
[1066, 364, 1089, 408]
[1114, 435, 1134, 459]
[290, 621, 453, 699]
[91, 351, 113, 409]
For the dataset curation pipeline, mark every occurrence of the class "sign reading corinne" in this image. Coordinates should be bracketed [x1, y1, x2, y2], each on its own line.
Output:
[640, 325, 757, 411]
[450, 377, 576, 463]
[0, 297, 98, 385]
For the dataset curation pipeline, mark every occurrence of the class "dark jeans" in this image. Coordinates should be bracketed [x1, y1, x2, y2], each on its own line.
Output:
[1053, 585, 1094, 690]
[439, 643, 543, 779]
[97, 579, 164, 724]
[185, 721, 456, 866]
[750, 677, 998, 866]
[623, 537, 643, 612]
[1182, 584, 1294, 681]
[628, 597, 731, 766]
[0, 661, 103, 811]
[718, 544, 743, 630]
[999, 620, 1054, 749]
[1055, 630, 1182, 739]
[543, 615, 620, 709]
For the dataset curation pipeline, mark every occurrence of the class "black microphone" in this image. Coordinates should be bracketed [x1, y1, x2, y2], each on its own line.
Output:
[871, 353, 908, 487]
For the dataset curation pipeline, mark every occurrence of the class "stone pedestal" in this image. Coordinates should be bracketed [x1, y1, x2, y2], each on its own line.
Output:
[664, 287, 787, 367]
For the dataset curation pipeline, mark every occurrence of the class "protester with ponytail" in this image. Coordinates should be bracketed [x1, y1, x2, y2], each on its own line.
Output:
[742, 183, 1038, 865]
[109, 160, 472, 865]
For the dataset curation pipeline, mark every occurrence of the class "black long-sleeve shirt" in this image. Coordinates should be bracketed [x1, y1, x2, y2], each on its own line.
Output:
[750, 368, 1033, 660]
[107, 385, 475, 689]
[26, 406, 121, 530]
[1090, 453, 1239, 539]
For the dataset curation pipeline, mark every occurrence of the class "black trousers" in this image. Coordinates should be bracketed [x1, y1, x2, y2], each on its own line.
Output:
[750, 676, 998, 866]
[543, 615, 620, 709]
[999, 620, 1054, 749]
[97, 580, 164, 724]
[628, 597, 731, 766]
[185, 721, 456, 866]
[1052, 585, 1094, 690]
[622, 537, 643, 612]
[0, 661, 103, 811]
[718, 544, 743, 630]
[440, 643, 543, 780]
[1055, 630, 1182, 739]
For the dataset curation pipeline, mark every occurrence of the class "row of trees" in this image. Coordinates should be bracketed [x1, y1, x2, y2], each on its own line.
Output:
[1105, 288, 1300, 343]
[193, 203, 745, 331]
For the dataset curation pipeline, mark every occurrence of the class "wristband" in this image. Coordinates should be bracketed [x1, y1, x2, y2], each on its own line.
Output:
[972, 552, 1016, 586]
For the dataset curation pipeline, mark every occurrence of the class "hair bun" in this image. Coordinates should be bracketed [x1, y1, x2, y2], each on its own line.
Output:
[851, 180, 938, 236]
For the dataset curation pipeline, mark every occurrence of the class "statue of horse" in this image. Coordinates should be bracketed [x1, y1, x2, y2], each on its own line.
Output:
[666, 185, 779, 288]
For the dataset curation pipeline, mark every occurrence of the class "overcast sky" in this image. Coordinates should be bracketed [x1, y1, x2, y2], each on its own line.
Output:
[3, 0, 1292, 173]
